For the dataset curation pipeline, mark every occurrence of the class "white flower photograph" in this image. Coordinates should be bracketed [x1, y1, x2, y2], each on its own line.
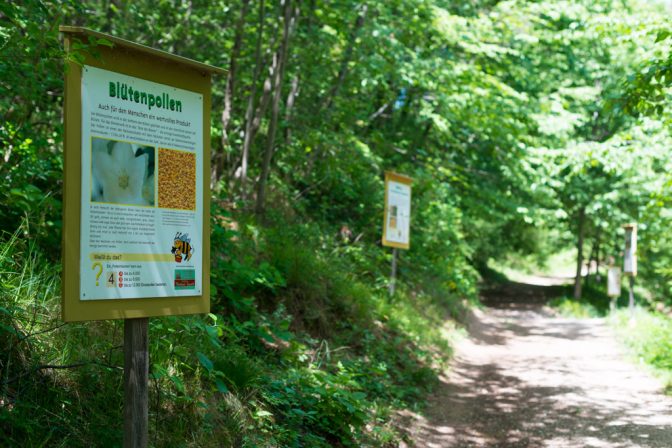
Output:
[91, 137, 155, 206]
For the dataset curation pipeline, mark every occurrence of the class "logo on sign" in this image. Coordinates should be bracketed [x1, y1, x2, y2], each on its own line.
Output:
[171, 232, 194, 263]
[174, 269, 196, 290]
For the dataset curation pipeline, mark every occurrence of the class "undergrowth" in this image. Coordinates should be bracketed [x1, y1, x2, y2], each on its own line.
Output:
[0, 210, 470, 447]
[548, 277, 616, 318]
[549, 297, 603, 318]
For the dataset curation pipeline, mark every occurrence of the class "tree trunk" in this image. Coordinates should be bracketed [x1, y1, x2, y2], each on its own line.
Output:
[305, 4, 368, 172]
[320, 4, 368, 111]
[239, 0, 267, 202]
[594, 228, 602, 280]
[573, 207, 586, 299]
[585, 235, 596, 287]
[255, 0, 298, 219]
[213, 0, 251, 187]
[283, 74, 300, 145]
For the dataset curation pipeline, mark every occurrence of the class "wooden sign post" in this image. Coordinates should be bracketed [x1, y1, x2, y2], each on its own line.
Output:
[60, 27, 224, 447]
[382, 172, 412, 296]
[124, 318, 149, 447]
[623, 223, 637, 315]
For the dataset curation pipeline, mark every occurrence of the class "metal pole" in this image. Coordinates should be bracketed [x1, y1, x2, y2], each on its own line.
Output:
[124, 318, 149, 448]
[628, 276, 635, 315]
[389, 248, 398, 296]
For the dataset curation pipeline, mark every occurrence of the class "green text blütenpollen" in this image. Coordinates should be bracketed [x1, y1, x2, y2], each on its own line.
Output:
[109, 82, 182, 112]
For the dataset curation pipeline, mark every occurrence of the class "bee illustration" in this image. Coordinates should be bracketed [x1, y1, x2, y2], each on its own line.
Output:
[172, 232, 194, 262]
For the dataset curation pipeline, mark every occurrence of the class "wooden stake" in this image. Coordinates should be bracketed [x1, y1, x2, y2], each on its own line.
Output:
[124, 318, 149, 448]
[389, 248, 398, 296]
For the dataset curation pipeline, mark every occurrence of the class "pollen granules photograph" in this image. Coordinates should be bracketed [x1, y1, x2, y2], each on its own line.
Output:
[158, 148, 196, 210]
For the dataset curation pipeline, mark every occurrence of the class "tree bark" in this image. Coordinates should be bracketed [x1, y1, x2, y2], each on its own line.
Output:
[284, 74, 300, 145]
[239, 0, 267, 202]
[594, 228, 601, 279]
[255, 0, 299, 219]
[213, 0, 251, 187]
[585, 234, 596, 287]
[573, 207, 586, 299]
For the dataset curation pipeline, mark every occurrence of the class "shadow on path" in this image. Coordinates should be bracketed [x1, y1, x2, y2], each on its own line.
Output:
[402, 278, 672, 448]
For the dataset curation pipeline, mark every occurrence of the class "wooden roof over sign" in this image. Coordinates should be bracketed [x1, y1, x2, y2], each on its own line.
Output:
[60, 26, 227, 76]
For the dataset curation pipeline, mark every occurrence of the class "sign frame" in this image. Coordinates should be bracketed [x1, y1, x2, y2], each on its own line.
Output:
[382, 171, 412, 250]
[61, 27, 225, 322]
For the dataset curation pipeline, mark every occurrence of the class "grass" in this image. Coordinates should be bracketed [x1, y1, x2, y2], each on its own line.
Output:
[549, 296, 603, 318]
[610, 308, 672, 392]
[1, 226, 127, 446]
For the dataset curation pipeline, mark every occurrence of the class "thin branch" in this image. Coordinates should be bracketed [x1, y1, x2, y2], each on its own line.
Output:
[17, 322, 68, 342]
[368, 102, 390, 121]
[2, 361, 122, 385]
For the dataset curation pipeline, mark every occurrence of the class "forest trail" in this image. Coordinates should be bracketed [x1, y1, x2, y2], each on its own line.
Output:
[402, 277, 672, 448]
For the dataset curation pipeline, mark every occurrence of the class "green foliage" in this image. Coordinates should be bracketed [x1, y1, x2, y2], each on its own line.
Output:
[548, 274, 631, 318]
[5, 0, 672, 445]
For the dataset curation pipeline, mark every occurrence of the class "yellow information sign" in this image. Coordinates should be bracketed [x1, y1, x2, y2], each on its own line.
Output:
[61, 27, 225, 321]
[382, 172, 412, 250]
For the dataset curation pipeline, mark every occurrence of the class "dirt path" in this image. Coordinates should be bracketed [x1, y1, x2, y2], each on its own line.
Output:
[402, 278, 672, 448]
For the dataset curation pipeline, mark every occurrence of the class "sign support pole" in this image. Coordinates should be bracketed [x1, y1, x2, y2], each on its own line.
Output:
[628, 276, 635, 315]
[124, 318, 149, 448]
[389, 248, 398, 296]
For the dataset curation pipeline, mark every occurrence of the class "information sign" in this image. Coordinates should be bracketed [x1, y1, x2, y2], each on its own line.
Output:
[61, 27, 225, 321]
[382, 172, 412, 250]
[623, 223, 637, 277]
[607, 267, 621, 297]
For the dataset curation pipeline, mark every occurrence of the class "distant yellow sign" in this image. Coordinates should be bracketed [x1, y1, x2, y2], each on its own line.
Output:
[382, 172, 412, 250]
